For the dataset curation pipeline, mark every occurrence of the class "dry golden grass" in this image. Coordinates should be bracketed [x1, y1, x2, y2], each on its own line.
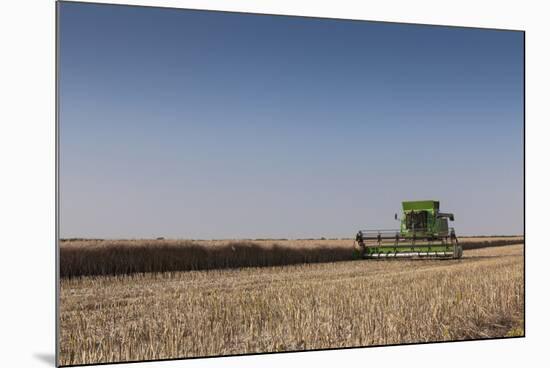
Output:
[60, 237, 523, 277]
[59, 243, 524, 366]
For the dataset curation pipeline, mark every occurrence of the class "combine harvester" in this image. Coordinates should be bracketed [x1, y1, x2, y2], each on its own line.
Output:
[355, 200, 463, 259]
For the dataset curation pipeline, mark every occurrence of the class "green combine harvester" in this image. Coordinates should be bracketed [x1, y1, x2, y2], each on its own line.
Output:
[355, 200, 463, 259]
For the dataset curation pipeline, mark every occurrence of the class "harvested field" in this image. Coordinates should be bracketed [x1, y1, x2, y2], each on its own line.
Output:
[59, 237, 523, 277]
[59, 242, 524, 366]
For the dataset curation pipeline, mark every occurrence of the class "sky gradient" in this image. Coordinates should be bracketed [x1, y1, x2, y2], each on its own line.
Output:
[59, 2, 524, 238]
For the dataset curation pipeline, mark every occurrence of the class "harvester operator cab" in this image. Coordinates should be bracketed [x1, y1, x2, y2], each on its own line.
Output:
[400, 200, 455, 238]
[405, 210, 428, 232]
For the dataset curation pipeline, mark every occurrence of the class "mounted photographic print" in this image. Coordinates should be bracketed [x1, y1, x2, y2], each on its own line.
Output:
[56, 1, 525, 366]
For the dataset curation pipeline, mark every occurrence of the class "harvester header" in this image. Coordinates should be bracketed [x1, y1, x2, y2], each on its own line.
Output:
[356, 200, 462, 259]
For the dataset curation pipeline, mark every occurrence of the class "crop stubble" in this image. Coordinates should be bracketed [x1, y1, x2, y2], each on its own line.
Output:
[59, 242, 524, 365]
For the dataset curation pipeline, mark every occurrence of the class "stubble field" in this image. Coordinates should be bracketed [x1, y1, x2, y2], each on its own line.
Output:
[59, 238, 524, 366]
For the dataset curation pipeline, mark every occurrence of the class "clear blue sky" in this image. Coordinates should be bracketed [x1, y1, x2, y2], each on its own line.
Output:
[59, 2, 524, 239]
